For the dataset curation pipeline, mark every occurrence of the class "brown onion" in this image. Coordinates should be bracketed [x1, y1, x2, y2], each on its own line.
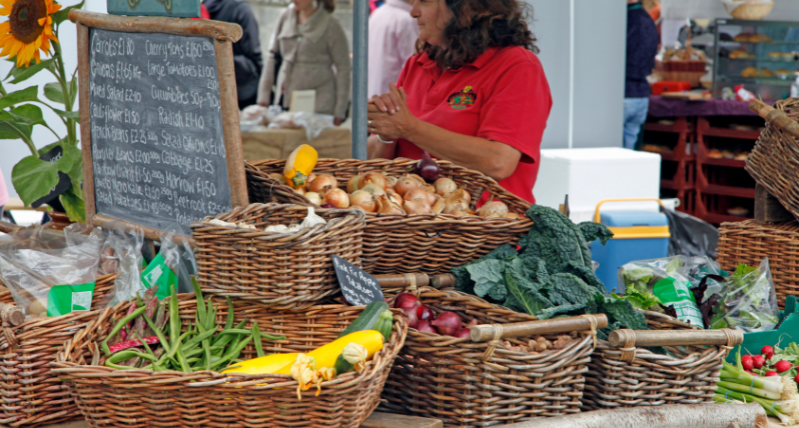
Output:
[431, 196, 445, 214]
[350, 190, 377, 212]
[404, 199, 432, 214]
[433, 177, 457, 196]
[294, 188, 305, 196]
[386, 188, 403, 206]
[449, 209, 474, 216]
[324, 188, 349, 208]
[504, 213, 521, 219]
[444, 199, 471, 215]
[361, 184, 386, 197]
[445, 189, 471, 204]
[385, 175, 398, 189]
[395, 175, 423, 196]
[359, 172, 388, 190]
[305, 192, 323, 206]
[308, 174, 338, 194]
[346, 175, 361, 194]
[376, 195, 405, 214]
[478, 200, 509, 218]
[405, 188, 437, 206]
[268, 173, 288, 185]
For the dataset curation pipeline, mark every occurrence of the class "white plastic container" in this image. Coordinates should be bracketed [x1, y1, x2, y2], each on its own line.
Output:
[534, 148, 663, 223]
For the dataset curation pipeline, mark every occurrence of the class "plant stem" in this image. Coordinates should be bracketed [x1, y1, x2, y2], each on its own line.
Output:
[51, 41, 76, 145]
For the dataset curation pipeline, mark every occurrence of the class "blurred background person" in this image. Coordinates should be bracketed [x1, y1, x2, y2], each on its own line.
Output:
[624, 0, 658, 150]
[257, 0, 352, 126]
[368, 0, 419, 98]
[204, 0, 263, 109]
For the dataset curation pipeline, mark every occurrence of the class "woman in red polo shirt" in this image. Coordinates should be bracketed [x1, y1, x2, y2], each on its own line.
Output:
[366, 0, 551, 204]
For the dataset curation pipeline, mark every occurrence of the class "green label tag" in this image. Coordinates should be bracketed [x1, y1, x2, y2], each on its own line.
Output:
[653, 277, 704, 328]
[141, 253, 176, 300]
[47, 283, 96, 317]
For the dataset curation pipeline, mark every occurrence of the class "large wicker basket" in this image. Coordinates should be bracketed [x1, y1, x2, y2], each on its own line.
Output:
[246, 159, 533, 275]
[746, 99, 799, 220]
[583, 311, 742, 410]
[725, 1, 774, 20]
[379, 287, 599, 427]
[191, 203, 365, 309]
[52, 296, 408, 428]
[0, 273, 116, 427]
[717, 219, 799, 308]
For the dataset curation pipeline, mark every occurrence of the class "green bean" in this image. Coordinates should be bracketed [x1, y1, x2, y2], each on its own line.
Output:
[191, 276, 207, 328]
[182, 328, 216, 349]
[203, 338, 212, 371]
[204, 297, 216, 332]
[143, 314, 171, 352]
[252, 321, 265, 358]
[105, 350, 156, 369]
[175, 345, 191, 373]
[224, 297, 234, 330]
[169, 284, 180, 354]
[102, 306, 147, 356]
[215, 329, 286, 341]
[212, 319, 247, 347]
[212, 336, 252, 371]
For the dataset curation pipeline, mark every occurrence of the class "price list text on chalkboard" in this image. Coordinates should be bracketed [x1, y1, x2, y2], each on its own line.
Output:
[71, 11, 248, 240]
[332, 255, 385, 306]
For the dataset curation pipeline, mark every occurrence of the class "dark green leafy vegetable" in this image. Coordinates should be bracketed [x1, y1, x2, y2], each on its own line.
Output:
[452, 205, 645, 335]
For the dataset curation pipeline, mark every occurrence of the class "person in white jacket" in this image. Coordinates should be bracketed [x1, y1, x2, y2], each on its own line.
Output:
[368, 0, 419, 99]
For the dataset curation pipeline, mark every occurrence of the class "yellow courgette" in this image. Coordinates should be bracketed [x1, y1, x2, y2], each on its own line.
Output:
[222, 352, 301, 375]
[284, 144, 318, 189]
[275, 330, 384, 375]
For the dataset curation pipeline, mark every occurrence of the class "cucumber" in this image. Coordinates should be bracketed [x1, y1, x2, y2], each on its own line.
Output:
[337, 301, 389, 339]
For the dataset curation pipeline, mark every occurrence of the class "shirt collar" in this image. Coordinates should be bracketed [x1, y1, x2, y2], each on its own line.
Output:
[628, 3, 644, 10]
[416, 47, 499, 70]
[385, 0, 412, 12]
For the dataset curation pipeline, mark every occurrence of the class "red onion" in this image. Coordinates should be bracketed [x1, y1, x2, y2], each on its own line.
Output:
[415, 151, 440, 182]
[430, 311, 462, 336]
[418, 305, 434, 321]
[403, 302, 421, 328]
[394, 292, 418, 309]
[320, 203, 335, 208]
[416, 320, 436, 334]
[453, 328, 471, 338]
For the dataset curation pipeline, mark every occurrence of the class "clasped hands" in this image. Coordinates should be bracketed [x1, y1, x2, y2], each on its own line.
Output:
[368, 82, 417, 142]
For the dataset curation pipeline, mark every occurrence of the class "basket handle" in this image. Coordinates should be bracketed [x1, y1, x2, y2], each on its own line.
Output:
[593, 198, 665, 223]
[749, 98, 799, 139]
[0, 302, 23, 327]
[608, 328, 743, 348]
[470, 314, 608, 342]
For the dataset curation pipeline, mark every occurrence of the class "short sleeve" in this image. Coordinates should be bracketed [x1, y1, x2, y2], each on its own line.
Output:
[477, 54, 552, 164]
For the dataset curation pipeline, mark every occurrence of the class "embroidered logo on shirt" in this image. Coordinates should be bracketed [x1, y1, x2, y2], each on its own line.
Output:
[447, 86, 477, 109]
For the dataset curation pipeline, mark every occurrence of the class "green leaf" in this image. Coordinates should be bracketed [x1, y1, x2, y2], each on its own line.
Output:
[59, 188, 86, 223]
[0, 86, 39, 110]
[6, 59, 54, 84]
[53, 108, 79, 120]
[537, 303, 586, 320]
[44, 82, 65, 104]
[503, 257, 552, 316]
[451, 243, 517, 294]
[7, 104, 45, 126]
[12, 155, 60, 207]
[52, 0, 84, 24]
[36, 142, 83, 199]
[0, 110, 32, 140]
[578, 222, 614, 245]
[599, 296, 648, 331]
[548, 273, 600, 306]
[466, 259, 505, 298]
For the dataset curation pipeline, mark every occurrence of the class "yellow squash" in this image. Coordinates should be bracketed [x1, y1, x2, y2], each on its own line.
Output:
[283, 144, 318, 189]
[222, 352, 301, 375]
[275, 330, 384, 375]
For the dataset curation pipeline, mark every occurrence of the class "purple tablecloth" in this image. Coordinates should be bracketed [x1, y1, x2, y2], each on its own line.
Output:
[647, 95, 757, 118]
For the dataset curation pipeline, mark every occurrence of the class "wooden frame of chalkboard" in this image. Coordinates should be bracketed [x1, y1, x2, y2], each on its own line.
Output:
[70, 10, 248, 241]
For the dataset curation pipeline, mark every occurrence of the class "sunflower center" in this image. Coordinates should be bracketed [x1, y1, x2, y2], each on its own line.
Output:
[9, 0, 46, 45]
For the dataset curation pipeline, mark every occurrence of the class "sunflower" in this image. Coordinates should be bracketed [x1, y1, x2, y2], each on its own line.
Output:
[0, 0, 60, 67]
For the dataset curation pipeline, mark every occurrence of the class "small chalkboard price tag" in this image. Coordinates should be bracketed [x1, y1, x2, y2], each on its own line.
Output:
[332, 255, 384, 306]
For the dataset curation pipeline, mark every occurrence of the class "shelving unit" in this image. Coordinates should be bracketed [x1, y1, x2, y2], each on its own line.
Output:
[641, 117, 695, 215]
[694, 116, 764, 224]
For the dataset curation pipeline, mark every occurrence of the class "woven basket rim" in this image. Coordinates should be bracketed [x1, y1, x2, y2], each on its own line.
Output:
[190, 202, 365, 242]
[53, 296, 408, 391]
[245, 159, 533, 227]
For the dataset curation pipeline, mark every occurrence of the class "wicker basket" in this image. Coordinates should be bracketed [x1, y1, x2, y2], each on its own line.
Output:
[191, 203, 365, 309]
[725, 2, 774, 20]
[717, 219, 799, 308]
[379, 287, 599, 426]
[583, 311, 742, 410]
[0, 273, 116, 427]
[52, 296, 408, 428]
[246, 159, 533, 275]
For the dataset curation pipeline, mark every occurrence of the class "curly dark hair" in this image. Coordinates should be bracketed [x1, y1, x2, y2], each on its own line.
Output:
[421, 0, 538, 70]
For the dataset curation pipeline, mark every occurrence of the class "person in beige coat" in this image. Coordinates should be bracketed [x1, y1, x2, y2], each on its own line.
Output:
[257, 0, 351, 125]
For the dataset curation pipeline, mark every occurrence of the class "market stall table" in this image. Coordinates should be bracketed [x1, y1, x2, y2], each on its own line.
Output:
[642, 95, 764, 224]
[241, 127, 352, 161]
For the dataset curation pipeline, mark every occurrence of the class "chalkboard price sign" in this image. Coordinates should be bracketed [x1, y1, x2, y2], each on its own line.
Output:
[71, 11, 248, 240]
[332, 255, 385, 306]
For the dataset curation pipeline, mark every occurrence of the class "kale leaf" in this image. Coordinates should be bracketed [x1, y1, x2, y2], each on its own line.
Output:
[466, 259, 506, 299]
[453, 243, 517, 294]
[578, 222, 614, 245]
